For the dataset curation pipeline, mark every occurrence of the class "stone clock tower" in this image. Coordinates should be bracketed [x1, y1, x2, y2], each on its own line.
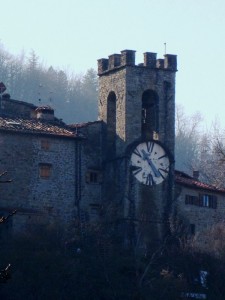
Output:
[97, 50, 177, 250]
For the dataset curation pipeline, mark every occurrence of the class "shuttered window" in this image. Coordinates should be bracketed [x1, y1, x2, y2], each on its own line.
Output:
[86, 170, 103, 184]
[185, 194, 217, 209]
[39, 163, 52, 179]
[185, 195, 199, 205]
[199, 194, 217, 209]
[41, 140, 50, 151]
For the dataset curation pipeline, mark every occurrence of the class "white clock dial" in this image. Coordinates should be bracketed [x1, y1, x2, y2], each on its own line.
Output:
[130, 141, 170, 186]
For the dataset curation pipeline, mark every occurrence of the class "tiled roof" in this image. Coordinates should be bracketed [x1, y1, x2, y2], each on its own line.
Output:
[68, 120, 102, 129]
[2, 98, 37, 109]
[0, 116, 78, 139]
[35, 105, 54, 112]
[175, 170, 225, 194]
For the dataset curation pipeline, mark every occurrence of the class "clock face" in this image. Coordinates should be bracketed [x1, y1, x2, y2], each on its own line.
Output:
[130, 141, 170, 186]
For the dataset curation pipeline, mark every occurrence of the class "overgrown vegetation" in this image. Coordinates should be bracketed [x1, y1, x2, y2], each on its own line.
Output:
[1, 221, 225, 299]
[175, 104, 225, 188]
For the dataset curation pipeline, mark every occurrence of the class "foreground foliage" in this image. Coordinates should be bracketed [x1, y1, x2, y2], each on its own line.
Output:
[0, 222, 225, 299]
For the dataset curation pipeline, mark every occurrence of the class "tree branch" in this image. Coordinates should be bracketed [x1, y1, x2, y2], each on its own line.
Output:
[0, 210, 17, 224]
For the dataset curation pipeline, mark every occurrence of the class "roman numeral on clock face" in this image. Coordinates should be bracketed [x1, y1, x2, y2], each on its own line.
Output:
[132, 166, 142, 176]
[158, 168, 169, 179]
[145, 174, 155, 186]
[133, 148, 142, 158]
[146, 142, 154, 153]
[158, 154, 167, 160]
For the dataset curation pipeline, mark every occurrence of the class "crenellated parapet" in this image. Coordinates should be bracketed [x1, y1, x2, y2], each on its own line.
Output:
[98, 50, 177, 74]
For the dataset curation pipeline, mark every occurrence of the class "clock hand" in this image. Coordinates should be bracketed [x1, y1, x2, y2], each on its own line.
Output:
[141, 150, 161, 178]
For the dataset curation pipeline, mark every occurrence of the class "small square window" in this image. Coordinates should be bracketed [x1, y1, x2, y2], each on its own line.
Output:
[90, 172, 98, 183]
[185, 195, 198, 205]
[86, 169, 102, 184]
[190, 224, 195, 235]
[202, 195, 209, 207]
[89, 203, 101, 218]
[41, 140, 50, 151]
[39, 163, 52, 179]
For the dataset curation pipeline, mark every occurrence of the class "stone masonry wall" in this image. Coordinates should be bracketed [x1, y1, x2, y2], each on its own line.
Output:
[98, 58, 176, 158]
[176, 185, 225, 234]
[125, 66, 176, 156]
[0, 131, 77, 231]
[77, 121, 103, 220]
[98, 68, 127, 158]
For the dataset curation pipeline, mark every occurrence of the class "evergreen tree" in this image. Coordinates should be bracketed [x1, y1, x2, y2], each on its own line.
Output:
[0, 45, 98, 123]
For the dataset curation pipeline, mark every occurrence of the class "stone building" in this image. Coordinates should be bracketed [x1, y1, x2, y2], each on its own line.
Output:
[97, 50, 177, 247]
[175, 170, 225, 239]
[0, 95, 106, 234]
[0, 96, 83, 231]
[0, 49, 224, 247]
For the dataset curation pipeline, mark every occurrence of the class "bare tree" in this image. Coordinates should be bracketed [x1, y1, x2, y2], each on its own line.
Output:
[175, 104, 204, 174]
[0, 171, 12, 184]
[193, 119, 225, 188]
[175, 105, 225, 188]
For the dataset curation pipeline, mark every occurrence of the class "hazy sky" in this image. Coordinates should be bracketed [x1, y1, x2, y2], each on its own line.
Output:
[1, 0, 225, 126]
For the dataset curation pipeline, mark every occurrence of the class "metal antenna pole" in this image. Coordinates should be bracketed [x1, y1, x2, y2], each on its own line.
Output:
[38, 83, 42, 104]
[0, 82, 7, 114]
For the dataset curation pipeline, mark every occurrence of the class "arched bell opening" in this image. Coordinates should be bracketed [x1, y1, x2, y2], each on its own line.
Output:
[141, 90, 159, 140]
[107, 91, 117, 157]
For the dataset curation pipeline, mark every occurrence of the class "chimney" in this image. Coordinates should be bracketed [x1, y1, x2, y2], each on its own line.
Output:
[35, 106, 54, 121]
[193, 170, 199, 180]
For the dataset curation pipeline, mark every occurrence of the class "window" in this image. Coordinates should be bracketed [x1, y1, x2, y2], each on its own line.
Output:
[185, 195, 199, 205]
[89, 203, 101, 218]
[189, 224, 196, 235]
[41, 139, 50, 151]
[199, 194, 217, 208]
[202, 195, 209, 207]
[86, 170, 102, 184]
[39, 163, 52, 179]
[185, 194, 217, 209]
[90, 172, 98, 183]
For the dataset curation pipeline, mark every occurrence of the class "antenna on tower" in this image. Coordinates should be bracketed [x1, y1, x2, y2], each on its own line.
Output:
[0, 82, 6, 113]
[164, 42, 167, 55]
[48, 91, 53, 104]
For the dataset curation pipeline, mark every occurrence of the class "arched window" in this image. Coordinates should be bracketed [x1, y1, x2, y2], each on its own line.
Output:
[141, 90, 159, 139]
[107, 91, 116, 156]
